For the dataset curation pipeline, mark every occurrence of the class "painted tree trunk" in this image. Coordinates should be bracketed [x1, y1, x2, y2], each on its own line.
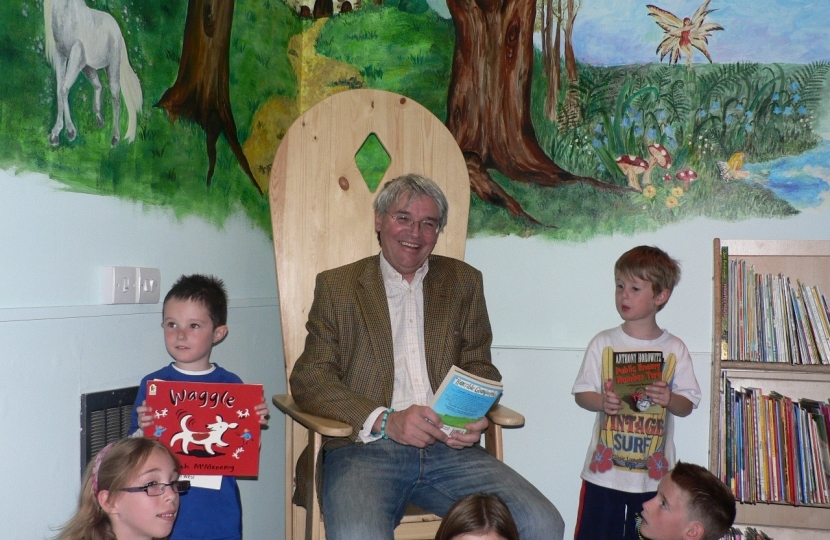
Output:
[552, 19, 563, 112]
[545, 0, 563, 121]
[564, 0, 577, 83]
[542, 0, 551, 81]
[446, 0, 616, 222]
[155, 0, 260, 193]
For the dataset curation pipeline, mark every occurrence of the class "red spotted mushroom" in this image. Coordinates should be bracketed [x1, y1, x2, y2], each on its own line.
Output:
[676, 168, 698, 190]
[644, 143, 672, 186]
[616, 155, 649, 192]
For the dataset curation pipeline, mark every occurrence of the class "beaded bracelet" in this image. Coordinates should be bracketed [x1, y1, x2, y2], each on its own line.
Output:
[380, 408, 394, 439]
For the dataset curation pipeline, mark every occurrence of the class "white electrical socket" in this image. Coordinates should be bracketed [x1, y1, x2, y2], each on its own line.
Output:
[137, 267, 161, 304]
[103, 267, 161, 304]
[103, 266, 138, 304]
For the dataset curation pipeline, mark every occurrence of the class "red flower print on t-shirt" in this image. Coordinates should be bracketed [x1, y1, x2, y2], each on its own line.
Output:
[590, 443, 614, 473]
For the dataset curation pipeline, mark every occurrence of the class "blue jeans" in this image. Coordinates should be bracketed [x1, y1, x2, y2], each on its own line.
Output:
[322, 439, 564, 540]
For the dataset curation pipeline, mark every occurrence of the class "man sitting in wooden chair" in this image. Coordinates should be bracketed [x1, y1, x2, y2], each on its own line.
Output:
[290, 174, 564, 540]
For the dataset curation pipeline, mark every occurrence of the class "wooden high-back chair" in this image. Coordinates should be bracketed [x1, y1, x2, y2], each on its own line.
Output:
[269, 89, 523, 540]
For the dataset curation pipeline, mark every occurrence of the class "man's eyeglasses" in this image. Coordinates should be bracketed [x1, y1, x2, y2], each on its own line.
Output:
[386, 212, 440, 235]
[120, 480, 190, 497]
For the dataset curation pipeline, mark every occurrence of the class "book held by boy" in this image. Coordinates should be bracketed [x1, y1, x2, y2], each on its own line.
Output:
[429, 365, 503, 435]
[143, 380, 263, 476]
[598, 347, 677, 473]
[605, 348, 666, 414]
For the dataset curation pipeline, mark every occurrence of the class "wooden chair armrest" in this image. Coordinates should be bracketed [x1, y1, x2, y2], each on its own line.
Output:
[272, 394, 353, 438]
[486, 403, 525, 427]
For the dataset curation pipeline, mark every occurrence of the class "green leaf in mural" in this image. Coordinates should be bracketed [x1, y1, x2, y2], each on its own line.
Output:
[355, 133, 391, 193]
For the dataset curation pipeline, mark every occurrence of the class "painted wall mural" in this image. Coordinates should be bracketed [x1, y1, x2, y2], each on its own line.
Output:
[0, 0, 828, 241]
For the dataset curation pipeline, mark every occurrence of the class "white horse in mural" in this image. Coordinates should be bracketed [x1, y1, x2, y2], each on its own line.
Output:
[44, 0, 142, 146]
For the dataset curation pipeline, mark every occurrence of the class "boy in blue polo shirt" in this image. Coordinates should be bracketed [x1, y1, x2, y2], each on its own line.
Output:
[130, 274, 268, 540]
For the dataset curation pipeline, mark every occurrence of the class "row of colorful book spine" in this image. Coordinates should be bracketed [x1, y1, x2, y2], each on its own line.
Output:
[721, 248, 830, 364]
[718, 376, 830, 505]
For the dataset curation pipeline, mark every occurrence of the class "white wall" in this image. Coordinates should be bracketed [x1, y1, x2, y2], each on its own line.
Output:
[2, 165, 830, 539]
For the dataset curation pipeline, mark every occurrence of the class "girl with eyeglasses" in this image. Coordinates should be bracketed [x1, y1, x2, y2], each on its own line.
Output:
[54, 437, 189, 540]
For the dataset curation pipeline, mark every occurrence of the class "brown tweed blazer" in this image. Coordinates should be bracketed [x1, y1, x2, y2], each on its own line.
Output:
[289, 254, 501, 505]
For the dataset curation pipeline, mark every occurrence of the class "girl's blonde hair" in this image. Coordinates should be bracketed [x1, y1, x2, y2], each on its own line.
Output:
[54, 437, 179, 540]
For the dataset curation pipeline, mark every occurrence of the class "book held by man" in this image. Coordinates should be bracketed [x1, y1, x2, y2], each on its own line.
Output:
[144, 380, 263, 476]
[429, 365, 503, 435]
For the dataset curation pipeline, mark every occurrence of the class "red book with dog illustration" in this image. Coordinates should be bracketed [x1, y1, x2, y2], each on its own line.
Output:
[143, 380, 262, 476]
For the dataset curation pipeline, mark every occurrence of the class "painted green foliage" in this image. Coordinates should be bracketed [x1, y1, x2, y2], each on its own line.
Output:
[1, 0, 299, 232]
[1, 0, 827, 241]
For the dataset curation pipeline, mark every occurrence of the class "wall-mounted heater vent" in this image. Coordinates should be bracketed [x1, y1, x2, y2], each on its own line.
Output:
[80, 386, 138, 477]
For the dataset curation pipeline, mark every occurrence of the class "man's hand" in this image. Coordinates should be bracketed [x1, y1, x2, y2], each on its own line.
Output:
[381, 405, 448, 447]
[446, 416, 488, 449]
[136, 400, 153, 430]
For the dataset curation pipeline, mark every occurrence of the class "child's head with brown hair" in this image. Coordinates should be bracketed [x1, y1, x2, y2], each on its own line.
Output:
[55, 437, 188, 540]
[638, 462, 735, 540]
[434, 493, 520, 540]
[162, 274, 230, 371]
[164, 274, 228, 328]
[615, 246, 681, 311]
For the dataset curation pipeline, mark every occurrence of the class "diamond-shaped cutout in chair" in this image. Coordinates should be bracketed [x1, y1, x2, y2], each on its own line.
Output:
[354, 132, 392, 193]
[269, 89, 524, 540]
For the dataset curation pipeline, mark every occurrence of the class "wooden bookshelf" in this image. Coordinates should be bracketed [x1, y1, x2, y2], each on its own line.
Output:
[710, 239, 830, 539]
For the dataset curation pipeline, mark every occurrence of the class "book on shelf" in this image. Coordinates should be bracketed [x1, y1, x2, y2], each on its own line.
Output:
[719, 373, 731, 488]
[812, 283, 830, 360]
[794, 405, 809, 502]
[758, 387, 770, 500]
[810, 409, 829, 502]
[429, 365, 503, 436]
[782, 393, 798, 503]
[143, 380, 263, 477]
[769, 391, 783, 502]
[752, 390, 761, 499]
[755, 274, 775, 362]
[801, 398, 830, 501]
[722, 382, 830, 505]
[722, 257, 830, 364]
[789, 284, 814, 364]
[801, 281, 830, 363]
[802, 282, 820, 363]
[722, 375, 734, 491]
[722, 246, 729, 360]
[783, 276, 803, 364]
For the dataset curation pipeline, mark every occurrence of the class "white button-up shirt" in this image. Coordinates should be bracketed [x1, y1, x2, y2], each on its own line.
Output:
[357, 253, 433, 442]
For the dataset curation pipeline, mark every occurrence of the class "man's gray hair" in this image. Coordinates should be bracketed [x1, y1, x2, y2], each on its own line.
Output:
[373, 174, 449, 232]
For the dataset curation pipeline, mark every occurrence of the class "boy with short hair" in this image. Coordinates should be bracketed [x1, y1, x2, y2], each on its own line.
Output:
[130, 274, 268, 540]
[572, 246, 702, 540]
[638, 461, 736, 540]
